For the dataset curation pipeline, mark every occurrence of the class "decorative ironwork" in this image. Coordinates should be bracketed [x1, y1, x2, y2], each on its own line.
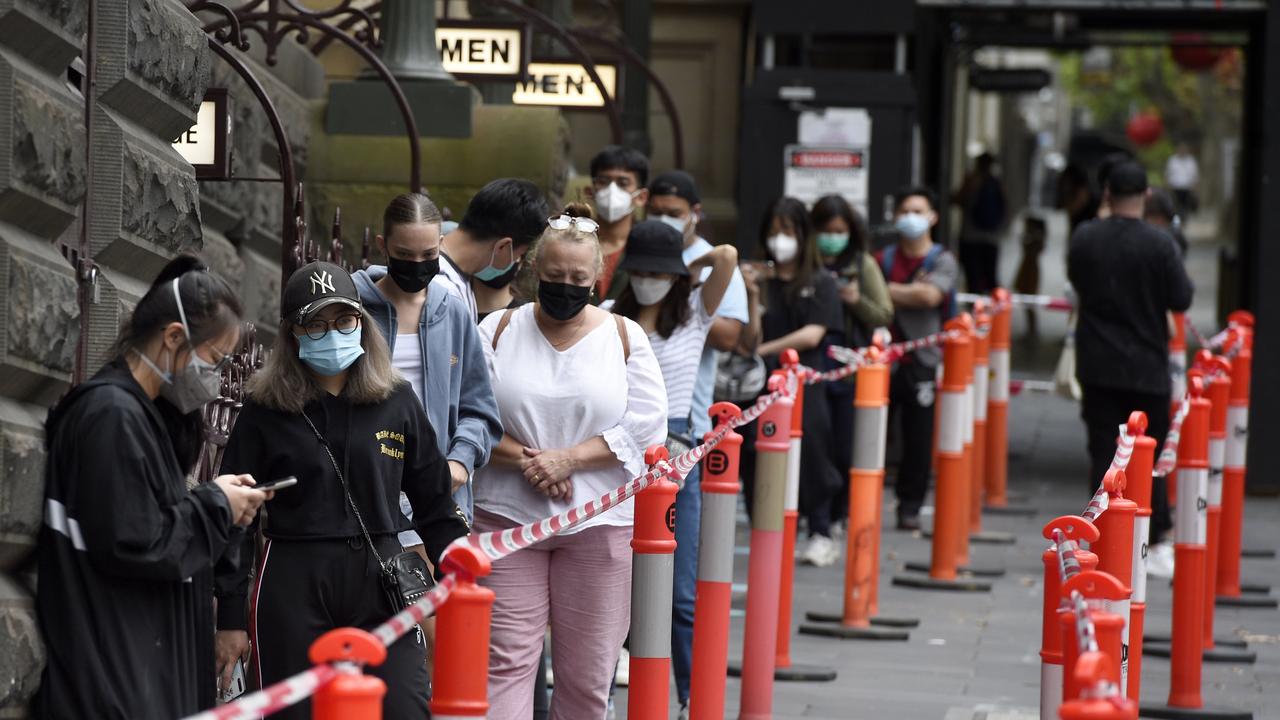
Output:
[193, 323, 265, 485]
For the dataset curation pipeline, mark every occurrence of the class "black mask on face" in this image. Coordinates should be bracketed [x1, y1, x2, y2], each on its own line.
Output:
[537, 280, 592, 321]
[476, 262, 519, 289]
[387, 256, 439, 293]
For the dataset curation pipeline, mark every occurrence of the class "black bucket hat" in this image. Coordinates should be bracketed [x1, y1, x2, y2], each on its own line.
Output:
[618, 220, 689, 276]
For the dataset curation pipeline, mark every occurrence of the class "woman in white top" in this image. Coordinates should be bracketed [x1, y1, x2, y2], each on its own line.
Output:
[474, 203, 666, 720]
[605, 219, 736, 712]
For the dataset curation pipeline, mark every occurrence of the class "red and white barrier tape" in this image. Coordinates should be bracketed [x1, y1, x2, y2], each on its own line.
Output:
[1186, 316, 1230, 352]
[1079, 423, 1135, 522]
[184, 665, 339, 720]
[959, 291, 1071, 313]
[1154, 393, 1191, 478]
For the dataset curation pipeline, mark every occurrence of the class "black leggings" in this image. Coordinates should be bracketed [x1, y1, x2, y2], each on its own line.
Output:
[1080, 385, 1174, 543]
[251, 537, 430, 720]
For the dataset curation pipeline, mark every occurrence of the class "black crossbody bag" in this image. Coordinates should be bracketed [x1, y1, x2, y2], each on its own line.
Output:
[301, 412, 434, 613]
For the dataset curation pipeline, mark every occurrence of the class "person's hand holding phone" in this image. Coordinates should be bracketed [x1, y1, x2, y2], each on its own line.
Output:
[215, 630, 250, 697]
[213, 474, 273, 526]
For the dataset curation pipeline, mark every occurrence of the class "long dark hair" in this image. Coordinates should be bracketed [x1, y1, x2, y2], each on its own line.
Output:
[114, 254, 243, 472]
[611, 275, 693, 339]
[810, 194, 868, 271]
[760, 196, 820, 301]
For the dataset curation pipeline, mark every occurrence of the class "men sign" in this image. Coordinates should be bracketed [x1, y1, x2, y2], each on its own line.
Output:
[512, 61, 619, 109]
[437, 21, 528, 80]
[172, 89, 229, 180]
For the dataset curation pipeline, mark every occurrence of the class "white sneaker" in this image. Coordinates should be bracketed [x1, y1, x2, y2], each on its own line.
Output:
[614, 647, 630, 687]
[1148, 542, 1175, 579]
[677, 700, 689, 720]
[801, 535, 840, 567]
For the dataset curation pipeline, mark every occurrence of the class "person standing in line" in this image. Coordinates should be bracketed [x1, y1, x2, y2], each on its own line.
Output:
[353, 192, 503, 679]
[586, 145, 650, 299]
[214, 262, 469, 720]
[1164, 142, 1200, 217]
[605, 213, 739, 718]
[1068, 160, 1193, 577]
[875, 186, 959, 531]
[434, 178, 549, 322]
[811, 194, 894, 529]
[738, 197, 846, 566]
[954, 152, 1007, 294]
[1145, 187, 1189, 258]
[36, 256, 271, 719]
[474, 204, 667, 719]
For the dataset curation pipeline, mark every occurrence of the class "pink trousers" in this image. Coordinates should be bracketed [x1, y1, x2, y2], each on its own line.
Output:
[475, 509, 633, 720]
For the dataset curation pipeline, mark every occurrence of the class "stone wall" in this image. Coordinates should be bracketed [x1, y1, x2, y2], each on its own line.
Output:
[0, 0, 219, 714]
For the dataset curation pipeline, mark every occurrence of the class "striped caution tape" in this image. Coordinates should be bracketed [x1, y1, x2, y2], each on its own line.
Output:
[1154, 394, 1192, 478]
[183, 665, 339, 720]
[959, 291, 1071, 312]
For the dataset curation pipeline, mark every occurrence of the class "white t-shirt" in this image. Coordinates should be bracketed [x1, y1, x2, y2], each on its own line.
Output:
[475, 306, 667, 531]
[684, 238, 749, 436]
[604, 288, 715, 421]
[391, 334, 425, 405]
[432, 253, 478, 323]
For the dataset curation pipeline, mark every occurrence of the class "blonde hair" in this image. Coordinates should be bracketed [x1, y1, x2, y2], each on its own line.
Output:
[526, 202, 604, 279]
[248, 307, 400, 413]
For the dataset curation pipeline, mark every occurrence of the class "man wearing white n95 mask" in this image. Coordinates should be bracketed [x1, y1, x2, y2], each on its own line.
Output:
[587, 145, 650, 300]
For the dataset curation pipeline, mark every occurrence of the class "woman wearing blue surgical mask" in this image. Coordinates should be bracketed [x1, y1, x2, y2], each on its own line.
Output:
[36, 255, 271, 719]
[738, 197, 847, 567]
[213, 261, 468, 720]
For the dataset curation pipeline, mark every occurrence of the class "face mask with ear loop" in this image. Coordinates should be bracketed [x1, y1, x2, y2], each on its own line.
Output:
[134, 278, 225, 414]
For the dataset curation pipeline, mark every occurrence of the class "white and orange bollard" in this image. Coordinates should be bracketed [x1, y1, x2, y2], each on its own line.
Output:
[1091, 468, 1136, 693]
[1041, 515, 1099, 718]
[688, 403, 742, 720]
[969, 306, 1016, 545]
[1125, 413, 1155, 704]
[1139, 378, 1254, 720]
[1060, 571, 1128, 703]
[628, 446, 680, 720]
[802, 348, 917, 640]
[1059, 652, 1139, 720]
[895, 318, 992, 593]
[432, 546, 496, 720]
[310, 628, 388, 720]
[739, 374, 793, 720]
[985, 289, 1033, 516]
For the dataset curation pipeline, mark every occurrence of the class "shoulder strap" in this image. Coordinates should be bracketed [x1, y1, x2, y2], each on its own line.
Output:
[491, 308, 517, 351]
[881, 245, 897, 276]
[613, 314, 631, 362]
[923, 243, 945, 272]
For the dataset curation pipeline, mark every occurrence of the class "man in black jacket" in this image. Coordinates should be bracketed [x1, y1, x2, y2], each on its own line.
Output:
[1068, 160, 1193, 551]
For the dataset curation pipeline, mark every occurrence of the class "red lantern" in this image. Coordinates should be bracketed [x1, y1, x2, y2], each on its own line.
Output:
[1126, 112, 1164, 147]
[1170, 33, 1226, 71]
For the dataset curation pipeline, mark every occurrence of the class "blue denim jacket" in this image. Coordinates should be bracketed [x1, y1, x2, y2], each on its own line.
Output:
[354, 266, 502, 525]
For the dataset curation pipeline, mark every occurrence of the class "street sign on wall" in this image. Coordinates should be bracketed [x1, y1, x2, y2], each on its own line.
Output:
[512, 61, 619, 109]
[172, 88, 230, 179]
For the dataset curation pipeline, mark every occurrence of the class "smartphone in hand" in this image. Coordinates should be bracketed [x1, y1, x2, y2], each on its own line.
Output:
[254, 476, 298, 493]
[218, 659, 246, 704]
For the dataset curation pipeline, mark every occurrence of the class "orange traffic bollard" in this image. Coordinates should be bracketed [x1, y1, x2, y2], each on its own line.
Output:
[1124, 413, 1154, 704]
[432, 546, 495, 719]
[1058, 652, 1139, 720]
[970, 307, 1016, 545]
[309, 628, 388, 720]
[1060, 571, 1128, 703]
[895, 318, 992, 592]
[1139, 379, 1253, 720]
[957, 314, 975, 568]
[739, 374, 794, 720]
[628, 446, 680, 720]
[802, 348, 917, 640]
[688, 403, 742, 720]
[1041, 515, 1100, 718]
[1092, 468, 1136, 693]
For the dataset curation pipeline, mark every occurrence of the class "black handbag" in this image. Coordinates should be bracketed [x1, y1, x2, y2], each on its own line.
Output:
[302, 413, 434, 613]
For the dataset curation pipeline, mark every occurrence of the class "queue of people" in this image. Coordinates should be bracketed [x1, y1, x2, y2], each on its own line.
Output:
[42, 141, 1198, 720]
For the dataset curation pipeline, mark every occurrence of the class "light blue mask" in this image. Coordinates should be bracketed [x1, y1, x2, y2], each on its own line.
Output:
[474, 242, 516, 282]
[894, 212, 931, 240]
[298, 326, 365, 376]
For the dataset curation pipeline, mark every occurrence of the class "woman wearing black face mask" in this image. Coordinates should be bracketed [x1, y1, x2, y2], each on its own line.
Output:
[474, 202, 666, 718]
[35, 255, 271, 719]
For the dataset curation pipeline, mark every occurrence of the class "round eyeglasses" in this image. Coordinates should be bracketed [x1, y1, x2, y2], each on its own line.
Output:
[547, 215, 600, 234]
[298, 313, 361, 341]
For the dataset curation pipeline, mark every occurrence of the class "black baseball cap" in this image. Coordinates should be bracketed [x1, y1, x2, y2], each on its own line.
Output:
[282, 261, 361, 324]
[1106, 160, 1149, 198]
[648, 170, 700, 206]
[618, 220, 689, 276]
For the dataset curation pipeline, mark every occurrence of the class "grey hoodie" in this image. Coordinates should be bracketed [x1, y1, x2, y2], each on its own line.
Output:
[354, 266, 502, 525]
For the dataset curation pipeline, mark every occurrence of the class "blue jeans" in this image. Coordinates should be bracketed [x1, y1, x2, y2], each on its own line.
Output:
[668, 416, 701, 704]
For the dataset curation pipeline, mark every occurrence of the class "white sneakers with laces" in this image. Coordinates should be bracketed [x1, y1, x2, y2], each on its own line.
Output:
[1148, 541, 1176, 579]
[800, 534, 840, 567]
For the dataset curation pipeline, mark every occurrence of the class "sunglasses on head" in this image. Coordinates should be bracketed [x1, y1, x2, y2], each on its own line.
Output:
[547, 215, 600, 234]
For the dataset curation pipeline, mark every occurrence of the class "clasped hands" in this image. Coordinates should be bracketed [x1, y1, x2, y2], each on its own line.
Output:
[520, 446, 577, 500]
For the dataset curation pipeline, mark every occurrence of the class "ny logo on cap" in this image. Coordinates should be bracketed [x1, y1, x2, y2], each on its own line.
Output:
[310, 270, 335, 295]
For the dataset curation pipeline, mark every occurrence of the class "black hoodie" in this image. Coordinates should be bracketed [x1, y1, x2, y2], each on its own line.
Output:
[35, 360, 239, 719]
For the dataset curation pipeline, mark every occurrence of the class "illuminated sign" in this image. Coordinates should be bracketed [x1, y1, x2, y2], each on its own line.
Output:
[437, 21, 528, 79]
[512, 61, 619, 109]
[172, 89, 229, 180]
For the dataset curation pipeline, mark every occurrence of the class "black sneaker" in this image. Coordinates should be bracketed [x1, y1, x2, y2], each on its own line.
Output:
[896, 513, 921, 531]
